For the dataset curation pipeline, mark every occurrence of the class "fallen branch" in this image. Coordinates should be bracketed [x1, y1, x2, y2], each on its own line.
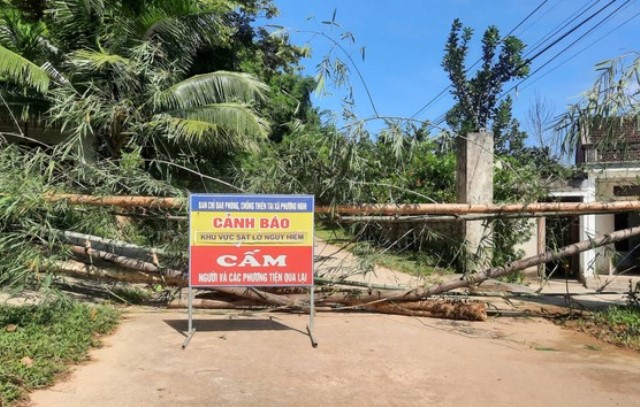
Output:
[167, 297, 486, 320]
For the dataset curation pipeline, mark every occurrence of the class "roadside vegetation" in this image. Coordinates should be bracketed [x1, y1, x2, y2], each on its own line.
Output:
[0, 301, 119, 406]
[559, 306, 640, 352]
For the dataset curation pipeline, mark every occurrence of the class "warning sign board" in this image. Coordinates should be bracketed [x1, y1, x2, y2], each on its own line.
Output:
[189, 194, 314, 287]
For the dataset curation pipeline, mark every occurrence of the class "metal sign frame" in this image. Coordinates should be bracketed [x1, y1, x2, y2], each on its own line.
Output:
[183, 193, 316, 348]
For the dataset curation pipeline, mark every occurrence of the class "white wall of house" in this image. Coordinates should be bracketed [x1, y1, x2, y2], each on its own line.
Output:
[513, 219, 539, 274]
[594, 214, 615, 275]
[553, 166, 640, 278]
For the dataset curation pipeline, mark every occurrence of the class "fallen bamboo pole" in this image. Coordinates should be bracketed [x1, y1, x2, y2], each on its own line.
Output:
[51, 260, 185, 286]
[69, 245, 159, 273]
[320, 201, 640, 216]
[68, 245, 184, 279]
[51, 227, 640, 306]
[336, 226, 640, 305]
[337, 211, 632, 223]
[44, 192, 184, 209]
[167, 298, 487, 321]
[59, 230, 171, 257]
[368, 301, 487, 321]
[42, 192, 640, 216]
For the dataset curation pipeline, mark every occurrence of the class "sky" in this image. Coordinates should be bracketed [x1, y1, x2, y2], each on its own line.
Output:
[267, 0, 640, 149]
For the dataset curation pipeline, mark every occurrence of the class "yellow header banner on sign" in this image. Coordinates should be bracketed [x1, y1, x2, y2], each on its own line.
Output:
[191, 211, 314, 246]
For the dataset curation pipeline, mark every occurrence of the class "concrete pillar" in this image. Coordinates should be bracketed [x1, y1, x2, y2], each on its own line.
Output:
[457, 130, 494, 273]
[537, 217, 546, 277]
[580, 173, 597, 278]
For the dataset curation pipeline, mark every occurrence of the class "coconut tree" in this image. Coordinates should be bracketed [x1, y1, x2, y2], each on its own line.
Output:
[0, 0, 270, 161]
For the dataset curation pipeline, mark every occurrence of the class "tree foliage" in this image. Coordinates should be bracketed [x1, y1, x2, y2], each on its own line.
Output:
[442, 18, 529, 134]
[0, 0, 322, 291]
[558, 52, 640, 156]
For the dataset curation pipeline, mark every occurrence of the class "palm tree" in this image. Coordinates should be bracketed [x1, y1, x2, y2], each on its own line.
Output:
[0, 0, 270, 160]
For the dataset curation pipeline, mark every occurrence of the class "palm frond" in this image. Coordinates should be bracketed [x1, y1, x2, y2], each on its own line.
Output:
[139, 1, 223, 46]
[154, 103, 269, 151]
[47, 0, 107, 51]
[0, 44, 50, 92]
[162, 117, 254, 152]
[69, 49, 131, 72]
[155, 71, 269, 111]
[0, 8, 47, 61]
[179, 103, 270, 139]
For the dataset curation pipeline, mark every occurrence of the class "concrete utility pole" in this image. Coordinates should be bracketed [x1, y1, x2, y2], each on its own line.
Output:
[457, 129, 494, 273]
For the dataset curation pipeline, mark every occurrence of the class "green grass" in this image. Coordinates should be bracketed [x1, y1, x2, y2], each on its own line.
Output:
[0, 301, 120, 406]
[315, 225, 351, 243]
[110, 286, 151, 305]
[588, 306, 640, 350]
[534, 346, 558, 352]
[316, 224, 452, 277]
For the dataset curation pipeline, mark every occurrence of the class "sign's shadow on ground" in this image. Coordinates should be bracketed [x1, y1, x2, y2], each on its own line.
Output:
[164, 318, 306, 338]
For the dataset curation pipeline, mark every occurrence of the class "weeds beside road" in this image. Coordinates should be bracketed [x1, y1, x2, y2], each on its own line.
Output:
[0, 301, 119, 406]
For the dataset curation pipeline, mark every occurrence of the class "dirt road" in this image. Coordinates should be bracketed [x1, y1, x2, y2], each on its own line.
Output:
[29, 309, 640, 407]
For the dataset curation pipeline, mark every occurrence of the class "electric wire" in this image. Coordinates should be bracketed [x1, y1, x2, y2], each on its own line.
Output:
[409, 0, 552, 120]
[428, 0, 628, 130]
[501, 0, 634, 99]
[520, 6, 640, 92]
[524, 0, 618, 64]
[525, 0, 602, 57]
[504, 0, 551, 38]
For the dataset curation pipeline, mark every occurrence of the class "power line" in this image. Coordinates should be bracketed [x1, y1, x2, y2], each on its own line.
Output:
[415, 0, 622, 132]
[503, 0, 551, 37]
[409, 0, 553, 120]
[520, 5, 640, 92]
[509, 0, 563, 38]
[525, 0, 602, 57]
[524, 0, 618, 64]
[502, 0, 634, 99]
[430, 0, 624, 131]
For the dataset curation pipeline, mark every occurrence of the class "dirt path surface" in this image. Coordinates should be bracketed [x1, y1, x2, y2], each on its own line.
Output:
[29, 309, 640, 407]
[313, 239, 426, 287]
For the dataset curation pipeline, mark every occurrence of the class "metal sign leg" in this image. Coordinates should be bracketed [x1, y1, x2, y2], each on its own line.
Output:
[306, 286, 318, 348]
[182, 286, 196, 349]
